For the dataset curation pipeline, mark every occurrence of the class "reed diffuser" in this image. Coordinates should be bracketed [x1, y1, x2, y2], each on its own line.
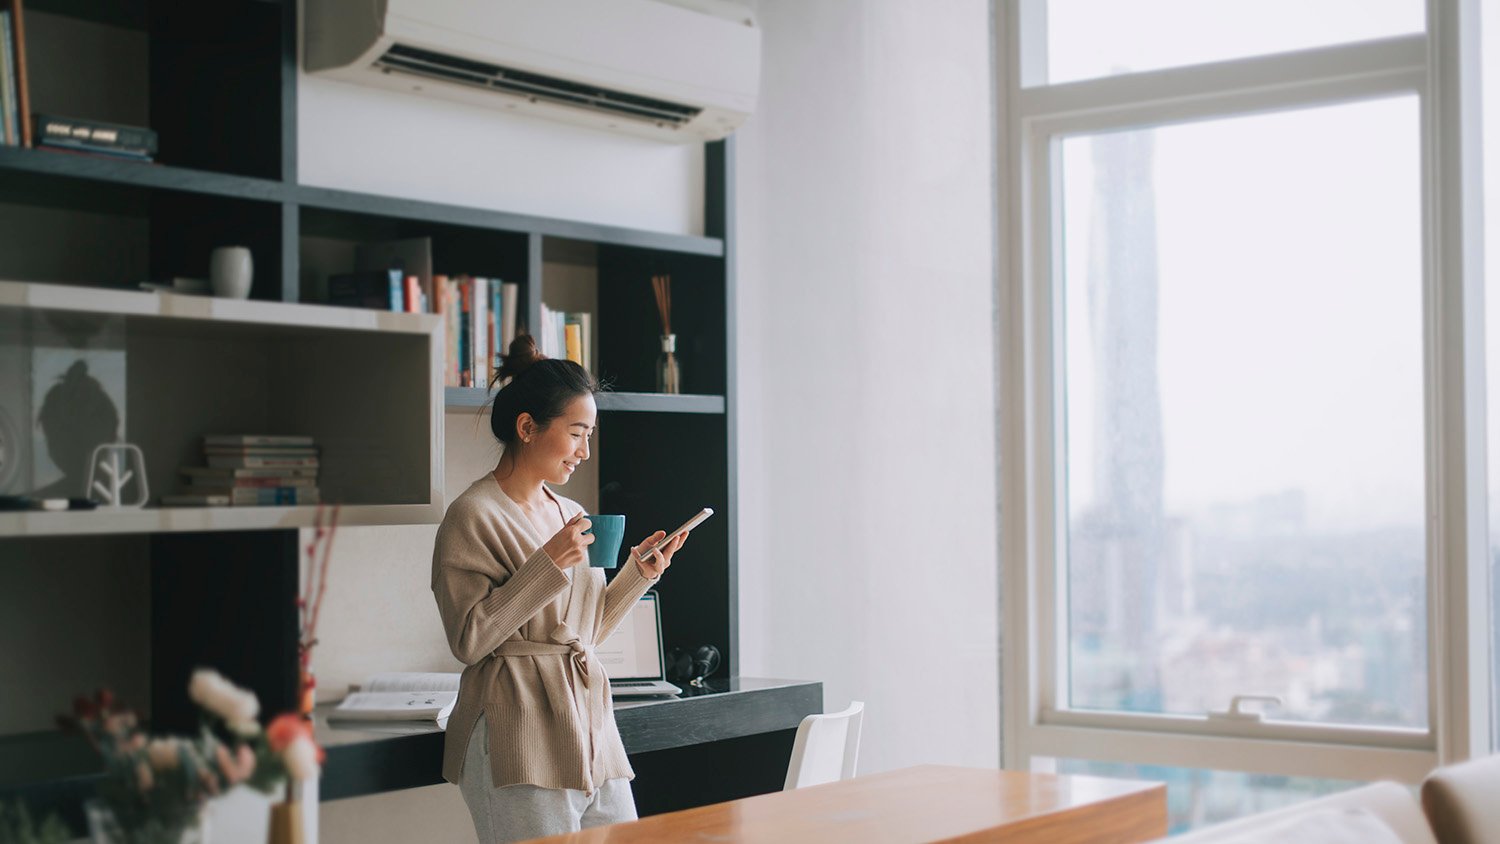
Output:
[652, 274, 681, 394]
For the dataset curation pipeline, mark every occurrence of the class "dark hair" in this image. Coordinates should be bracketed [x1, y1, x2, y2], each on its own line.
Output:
[489, 334, 598, 446]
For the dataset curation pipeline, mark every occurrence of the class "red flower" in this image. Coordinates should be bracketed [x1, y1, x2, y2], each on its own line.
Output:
[266, 713, 312, 753]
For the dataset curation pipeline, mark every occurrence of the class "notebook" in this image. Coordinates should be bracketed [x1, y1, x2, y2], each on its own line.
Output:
[599, 591, 682, 698]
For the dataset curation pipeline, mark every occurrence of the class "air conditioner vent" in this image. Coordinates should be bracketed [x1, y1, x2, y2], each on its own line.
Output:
[376, 44, 703, 127]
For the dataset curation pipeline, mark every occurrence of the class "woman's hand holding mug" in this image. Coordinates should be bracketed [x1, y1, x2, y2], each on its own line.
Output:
[543, 513, 594, 570]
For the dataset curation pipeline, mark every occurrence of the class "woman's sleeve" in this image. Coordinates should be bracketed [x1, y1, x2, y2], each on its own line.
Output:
[598, 556, 659, 644]
[432, 518, 570, 665]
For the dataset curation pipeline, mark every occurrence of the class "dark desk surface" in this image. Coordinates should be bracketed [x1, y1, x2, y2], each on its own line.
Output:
[316, 676, 822, 800]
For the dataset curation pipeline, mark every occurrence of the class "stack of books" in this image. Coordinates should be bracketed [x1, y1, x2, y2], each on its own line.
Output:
[162, 435, 321, 507]
[437, 274, 519, 389]
[34, 114, 157, 162]
[538, 303, 593, 374]
[0, 2, 30, 148]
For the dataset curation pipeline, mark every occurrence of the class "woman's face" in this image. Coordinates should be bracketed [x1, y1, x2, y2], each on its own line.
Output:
[520, 393, 597, 485]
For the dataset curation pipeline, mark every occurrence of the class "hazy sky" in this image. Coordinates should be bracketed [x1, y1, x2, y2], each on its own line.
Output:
[1045, 2, 1429, 533]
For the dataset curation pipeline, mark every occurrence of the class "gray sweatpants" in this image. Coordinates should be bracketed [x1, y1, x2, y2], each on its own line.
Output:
[458, 715, 638, 844]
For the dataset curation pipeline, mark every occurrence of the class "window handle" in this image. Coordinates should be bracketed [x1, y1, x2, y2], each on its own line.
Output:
[1208, 695, 1283, 723]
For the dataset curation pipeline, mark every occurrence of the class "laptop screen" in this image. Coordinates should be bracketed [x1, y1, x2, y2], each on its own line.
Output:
[596, 592, 664, 681]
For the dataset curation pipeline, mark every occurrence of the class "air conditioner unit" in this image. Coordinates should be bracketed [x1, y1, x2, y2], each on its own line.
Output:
[304, 0, 760, 144]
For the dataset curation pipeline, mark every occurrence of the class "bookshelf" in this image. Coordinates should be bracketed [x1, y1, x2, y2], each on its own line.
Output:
[0, 0, 746, 831]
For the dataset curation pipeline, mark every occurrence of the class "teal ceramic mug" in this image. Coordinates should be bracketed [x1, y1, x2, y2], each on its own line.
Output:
[582, 514, 626, 569]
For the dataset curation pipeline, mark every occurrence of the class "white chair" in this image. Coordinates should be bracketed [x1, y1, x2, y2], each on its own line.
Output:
[783, 701, 865, 790]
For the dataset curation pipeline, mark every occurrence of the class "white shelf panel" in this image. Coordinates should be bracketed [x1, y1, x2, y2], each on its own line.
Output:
[0, 504, 444, 538]
[0, 280, 439, 336]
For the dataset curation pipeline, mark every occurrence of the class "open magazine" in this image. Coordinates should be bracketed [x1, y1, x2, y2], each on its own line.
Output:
[329, 672, 461, 722]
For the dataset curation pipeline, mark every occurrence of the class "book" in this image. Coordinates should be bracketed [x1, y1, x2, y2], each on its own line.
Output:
[1, 12, 14, 146]
[181, 466, 319, 480]
[564, 319, 583, 366]
[203, 434, 315, 447]
[34, 113, 158, 154]
[330, 672, 461, 722]
[500, 281, 519, 349]
[403, 274, 420, 313]
[38, 139, 152, 158]
[472, 276, 488, 390]
[203, 446, 318, 457]
[186, 476, 317, 489]
[207, 455, 320, 469]
[162, 487, 320, 507]
[355, 236, 432, 311]
[36, 145, 154, 163]
[8, 0, 27, 148]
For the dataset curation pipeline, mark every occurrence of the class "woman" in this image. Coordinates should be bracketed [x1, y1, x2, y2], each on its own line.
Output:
[431, 335, 689, 843]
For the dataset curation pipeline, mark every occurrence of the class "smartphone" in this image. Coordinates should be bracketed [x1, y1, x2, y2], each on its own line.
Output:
[636, 507, 714, 559]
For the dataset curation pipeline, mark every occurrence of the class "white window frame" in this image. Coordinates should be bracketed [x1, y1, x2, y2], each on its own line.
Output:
[997, 0, 1488, 785]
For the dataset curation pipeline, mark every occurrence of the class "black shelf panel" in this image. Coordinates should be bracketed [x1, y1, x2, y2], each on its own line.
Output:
[0, 146, 287, 202]
[445, 387, 725, 414]
[294, 185, 725, 258]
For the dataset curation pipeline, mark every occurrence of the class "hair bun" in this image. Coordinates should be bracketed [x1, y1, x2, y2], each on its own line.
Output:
[495, 334, 546, 386]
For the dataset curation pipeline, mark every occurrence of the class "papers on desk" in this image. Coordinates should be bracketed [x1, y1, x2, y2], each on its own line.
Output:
[330, 672, 461, 722]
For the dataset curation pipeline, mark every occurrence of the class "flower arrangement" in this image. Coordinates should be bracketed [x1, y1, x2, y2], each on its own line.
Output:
[61, 670, 323, 844]
[296, 503, 341, 716]
[0, 801, 68, 844]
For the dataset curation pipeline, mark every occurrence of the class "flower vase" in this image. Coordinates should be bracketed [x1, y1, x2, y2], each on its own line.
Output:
[267, 801, 304, 844]
[656, 334, 681, 394]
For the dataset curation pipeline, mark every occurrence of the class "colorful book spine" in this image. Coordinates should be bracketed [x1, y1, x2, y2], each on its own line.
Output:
[501, 282, 519, 349]
[207, 455, 320, 469]
[460, 276, 472, 387]
[490, 279, 502, 382]
[403, 274, 420, 313]
[564, 320, 583, 366]
[387, 268, 403, 311]
[203, 434, 314, 447]
[472, 277, 488, 390]
[0, 12, 14, 147]
[181, 466, 319, 480]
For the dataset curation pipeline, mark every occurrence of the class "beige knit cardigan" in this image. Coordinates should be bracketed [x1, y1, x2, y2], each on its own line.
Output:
[431, 474, 659, 794]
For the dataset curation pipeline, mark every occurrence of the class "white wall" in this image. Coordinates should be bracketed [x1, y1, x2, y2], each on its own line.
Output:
[304, 0, 1000, 836]
[299, 57, 703, 843]
[734, 0, 1001, 774]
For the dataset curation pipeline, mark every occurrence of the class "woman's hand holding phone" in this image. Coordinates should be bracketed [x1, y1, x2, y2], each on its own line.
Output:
[631, 530, 688, 579]
[543, 513, 594, 571]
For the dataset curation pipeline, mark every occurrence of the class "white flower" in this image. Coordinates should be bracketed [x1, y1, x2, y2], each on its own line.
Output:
[189, 669, 261, 727]
[283, 735, 321, 781]
[147, 738, 181, 771]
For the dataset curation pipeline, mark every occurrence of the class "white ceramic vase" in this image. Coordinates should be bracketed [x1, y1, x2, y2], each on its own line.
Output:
[210, 246, 254, 299]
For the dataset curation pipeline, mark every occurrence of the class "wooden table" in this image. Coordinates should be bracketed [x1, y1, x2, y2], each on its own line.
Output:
[529, 764, 1167, 843]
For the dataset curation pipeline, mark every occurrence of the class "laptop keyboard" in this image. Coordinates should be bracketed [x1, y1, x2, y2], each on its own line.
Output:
[613, 681, 655, 687]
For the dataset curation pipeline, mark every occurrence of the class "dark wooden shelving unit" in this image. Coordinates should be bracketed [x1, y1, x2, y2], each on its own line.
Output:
[0, 0, 773, 832]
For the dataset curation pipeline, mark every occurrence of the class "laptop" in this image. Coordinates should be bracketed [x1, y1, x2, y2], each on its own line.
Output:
[599, 591, 682, 698]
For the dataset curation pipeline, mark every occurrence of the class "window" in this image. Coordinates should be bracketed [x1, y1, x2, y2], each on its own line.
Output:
[1060, 99, 1426, 729]
[1001, 0, 1486, 828]
[1038, 0, 1424, 86]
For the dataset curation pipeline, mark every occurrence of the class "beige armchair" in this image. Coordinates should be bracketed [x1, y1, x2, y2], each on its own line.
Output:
[1421, 754, 1500, 844]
